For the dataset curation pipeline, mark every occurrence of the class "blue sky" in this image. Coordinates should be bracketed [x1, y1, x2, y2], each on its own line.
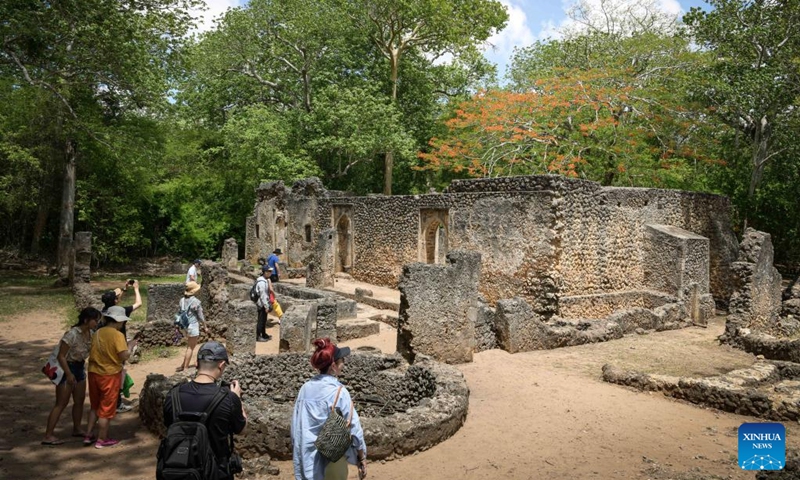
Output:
[199, 0, 711, 77]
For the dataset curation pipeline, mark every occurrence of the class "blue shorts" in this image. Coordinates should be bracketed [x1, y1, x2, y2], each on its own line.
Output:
[59, 361, 86, 385]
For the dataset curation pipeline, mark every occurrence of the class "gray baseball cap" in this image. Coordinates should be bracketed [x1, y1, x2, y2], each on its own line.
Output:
[197, 341, 229, 362]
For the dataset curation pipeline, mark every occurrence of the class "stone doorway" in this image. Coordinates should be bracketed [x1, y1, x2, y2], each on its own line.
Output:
[274, 214, 288, 257]
[334, 208, 353, 273]
[420, 209, 449, 264]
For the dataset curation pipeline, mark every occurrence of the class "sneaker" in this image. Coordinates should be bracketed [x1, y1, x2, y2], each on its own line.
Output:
[82, 435, 96, 447]
[94, 438, 119, 449]
[116, 403, 133, 413]
[256, 336, 270, 342]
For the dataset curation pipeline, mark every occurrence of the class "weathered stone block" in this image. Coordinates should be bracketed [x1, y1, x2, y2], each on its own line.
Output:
[470, 302, 497, 352]
[355, 287, 373, 298]
[315, 300, 337, 341]
[306, 229, 335, 289]
[222, 237, 238, 270]
[642, 224, 710, 298]
[728, 229, 783, 333]
[229, 300, 258, 355]
[73, 231, 92, 284]
[279, 304, 315, 353]
[397, 251, 479, 364]
[147, 283, 193, 323]
[495, 298, 548, 353]
[337, 319, 381, 341]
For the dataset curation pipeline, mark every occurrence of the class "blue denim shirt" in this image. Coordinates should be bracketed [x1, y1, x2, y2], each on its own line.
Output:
[291, 374, 366, 479]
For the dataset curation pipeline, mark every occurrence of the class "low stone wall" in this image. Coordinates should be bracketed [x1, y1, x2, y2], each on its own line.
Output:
[602, 361, 800, 421]
[558, 290, 676, 320]
[495, 297, 691, 353]
[130, 320, 227, 349]
[147, 283, 209, 323]
[273, 283, 357, 319]
[734, 331, 800, 363]
[139, 353, 468, 461]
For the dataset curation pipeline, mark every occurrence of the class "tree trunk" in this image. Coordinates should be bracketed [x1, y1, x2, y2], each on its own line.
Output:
[383, 151, 394, 195]
[744, 115, 771, 228]
[30, 199, 49, 255]
[383, 53, 400, 196]
[56, 139, 77, 282]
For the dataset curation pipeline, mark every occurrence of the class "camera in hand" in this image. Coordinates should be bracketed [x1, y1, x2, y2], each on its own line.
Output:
[127, 279, 135, 286]
[227, 453, 243, 475]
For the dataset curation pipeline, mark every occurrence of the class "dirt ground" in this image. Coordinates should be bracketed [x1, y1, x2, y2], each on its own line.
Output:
[0, 286, 785, 480]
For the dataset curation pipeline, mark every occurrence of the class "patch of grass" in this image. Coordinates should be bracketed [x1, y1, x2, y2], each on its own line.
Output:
[139, 345, 181, 363]
[0, 274, 77, 324]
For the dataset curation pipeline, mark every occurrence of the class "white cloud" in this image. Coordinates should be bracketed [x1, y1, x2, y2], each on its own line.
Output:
[484, 0, 537, 61]
[191, 0, 241, 33]
[543, 0, 685, 39]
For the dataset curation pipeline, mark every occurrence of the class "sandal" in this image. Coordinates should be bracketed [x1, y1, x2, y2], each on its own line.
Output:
[41, 439, 65, 446]
[82, 435, 97, 446]
[175, 366, 185, 372]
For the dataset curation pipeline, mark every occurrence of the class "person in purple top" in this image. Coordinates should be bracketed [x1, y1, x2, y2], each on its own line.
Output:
[267, 248, 282, 282]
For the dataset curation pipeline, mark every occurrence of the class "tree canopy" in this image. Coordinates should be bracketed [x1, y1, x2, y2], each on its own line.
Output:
[2, 0, 800, 267]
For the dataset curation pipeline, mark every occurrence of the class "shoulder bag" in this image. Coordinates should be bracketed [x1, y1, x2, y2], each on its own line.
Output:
[314, 385, 354, 462]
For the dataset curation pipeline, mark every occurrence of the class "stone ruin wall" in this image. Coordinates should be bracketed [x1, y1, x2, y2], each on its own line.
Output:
[446, 176, 737, 304]
[246, 175, 738, 314]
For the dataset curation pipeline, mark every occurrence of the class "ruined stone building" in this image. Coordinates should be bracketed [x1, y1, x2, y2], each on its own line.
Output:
[246, 176, 737, 324]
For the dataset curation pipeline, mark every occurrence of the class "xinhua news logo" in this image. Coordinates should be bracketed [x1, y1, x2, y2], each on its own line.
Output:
[738, 422, 785, 471]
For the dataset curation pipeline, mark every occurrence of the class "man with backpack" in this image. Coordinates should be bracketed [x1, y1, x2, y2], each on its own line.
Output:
[253, 265, 275, 342]
[160, 341, 246, 480]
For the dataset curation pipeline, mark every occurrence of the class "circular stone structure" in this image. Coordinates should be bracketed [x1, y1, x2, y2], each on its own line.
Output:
[140, 352, 469, 460]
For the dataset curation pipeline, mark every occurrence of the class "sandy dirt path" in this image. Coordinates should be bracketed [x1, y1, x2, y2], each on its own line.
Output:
[0, 296, 784, 480]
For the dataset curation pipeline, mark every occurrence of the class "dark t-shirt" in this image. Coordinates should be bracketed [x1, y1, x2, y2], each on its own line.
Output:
[163, 381, 246, 473]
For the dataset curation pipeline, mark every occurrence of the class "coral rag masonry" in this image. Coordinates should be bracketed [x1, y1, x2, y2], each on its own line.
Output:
[739, 422, 786, 470]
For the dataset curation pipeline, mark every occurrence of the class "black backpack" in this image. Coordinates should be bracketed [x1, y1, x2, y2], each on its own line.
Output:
[156, 386, 227, 480]
[249, 279, 264, 304]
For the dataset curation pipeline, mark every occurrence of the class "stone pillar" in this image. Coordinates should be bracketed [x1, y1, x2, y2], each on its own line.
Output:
[222, 238, 238, 270]
[73, 232, 92, 284]
[315, 300, 337, 342]
[729, 228, 783, 332]
[200, 261, 231, 324]
[397, 250, 479, 364]
[229, 300, 258, 355]
[306, 229, 335, 289]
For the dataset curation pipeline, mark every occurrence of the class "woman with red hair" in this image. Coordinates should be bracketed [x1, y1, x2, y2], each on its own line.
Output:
[292, 338, 367, 480]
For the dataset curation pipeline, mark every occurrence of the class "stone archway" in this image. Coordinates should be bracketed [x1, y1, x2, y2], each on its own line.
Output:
[335, 214, 353, 273]
[424, 221, 447, 264]
[419, 209, 449, 264]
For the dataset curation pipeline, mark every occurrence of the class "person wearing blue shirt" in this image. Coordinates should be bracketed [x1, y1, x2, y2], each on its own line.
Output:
[292, 338, 367, 480]
[267, 249, 281, 282]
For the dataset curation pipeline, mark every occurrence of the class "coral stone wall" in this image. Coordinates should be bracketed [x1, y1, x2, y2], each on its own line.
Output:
[247, 175, 737, 309]
[446, 175, 737, 303]
[139, 353, 469, 461]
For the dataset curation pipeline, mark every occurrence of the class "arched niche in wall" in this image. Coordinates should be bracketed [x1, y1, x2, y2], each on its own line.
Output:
[332, 205, 354, 273]
[274, 213, 288, 257]
[419, 209, 449, 264]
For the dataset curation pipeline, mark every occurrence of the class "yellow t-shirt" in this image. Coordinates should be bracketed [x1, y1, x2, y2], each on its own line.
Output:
[88, 326, 128, 376]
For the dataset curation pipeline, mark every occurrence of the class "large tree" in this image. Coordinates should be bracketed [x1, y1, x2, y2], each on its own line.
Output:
[1, 0, 198, 277]
[341, 0, 508, 194]
[684, 0, 800, 224]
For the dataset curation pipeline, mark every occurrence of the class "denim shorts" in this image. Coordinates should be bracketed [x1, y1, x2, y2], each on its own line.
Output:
[60, 361, 86, 384]
[185, 321, 200, 337]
